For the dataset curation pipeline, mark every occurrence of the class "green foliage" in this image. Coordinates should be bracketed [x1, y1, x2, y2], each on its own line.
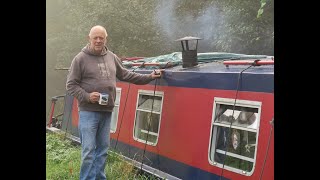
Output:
[257, 0, 267, 18]
[46, 0, 274, 68]
[213, 0, 273, 55]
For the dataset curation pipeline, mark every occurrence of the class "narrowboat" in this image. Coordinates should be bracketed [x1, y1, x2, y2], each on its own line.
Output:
[47, 37, 274, 180]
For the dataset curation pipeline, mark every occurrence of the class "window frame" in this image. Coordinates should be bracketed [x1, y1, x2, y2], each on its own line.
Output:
[208, 97, 262, 176]
[110, 87, 121, 133]
[133, 89, 164, 146]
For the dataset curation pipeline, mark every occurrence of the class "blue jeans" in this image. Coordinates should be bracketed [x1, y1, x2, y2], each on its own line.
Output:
[79, 111, 111, 180]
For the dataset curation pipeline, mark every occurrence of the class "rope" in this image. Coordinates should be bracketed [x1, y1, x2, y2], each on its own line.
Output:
[219, 64, 255, 179]
[139, 78, 158, 173]
[259, 117, 274, 180]
[114, 66, 141, 150]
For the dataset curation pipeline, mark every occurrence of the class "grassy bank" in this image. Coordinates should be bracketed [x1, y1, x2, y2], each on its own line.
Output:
[46, 132, 160, 179]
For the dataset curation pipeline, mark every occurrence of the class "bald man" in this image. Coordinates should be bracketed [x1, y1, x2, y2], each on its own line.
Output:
[66, 25, 163, 180]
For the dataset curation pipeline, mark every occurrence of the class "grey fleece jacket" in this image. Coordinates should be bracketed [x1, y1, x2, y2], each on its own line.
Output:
[66, 44, 153, 112]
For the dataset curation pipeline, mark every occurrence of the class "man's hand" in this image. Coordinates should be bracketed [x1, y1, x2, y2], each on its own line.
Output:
[151, 69, 165, 79]
[89, 92, 100, 103]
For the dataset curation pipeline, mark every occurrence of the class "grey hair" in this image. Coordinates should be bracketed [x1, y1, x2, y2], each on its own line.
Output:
[89, 25, 108, 37]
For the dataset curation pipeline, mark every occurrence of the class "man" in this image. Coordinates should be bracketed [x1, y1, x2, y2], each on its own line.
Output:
[66, 25, 163, 180]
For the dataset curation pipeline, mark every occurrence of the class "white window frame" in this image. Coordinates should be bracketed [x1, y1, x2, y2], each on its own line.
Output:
[110, 87, 121, 133]
[208, 97, 261, 176]
[133, 90, 164, 146]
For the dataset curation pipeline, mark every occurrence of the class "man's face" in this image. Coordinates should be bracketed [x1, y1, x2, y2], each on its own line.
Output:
[89, 29, 107, 54]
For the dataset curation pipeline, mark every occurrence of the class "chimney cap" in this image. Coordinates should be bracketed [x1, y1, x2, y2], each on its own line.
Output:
[175, 36, 202, 41]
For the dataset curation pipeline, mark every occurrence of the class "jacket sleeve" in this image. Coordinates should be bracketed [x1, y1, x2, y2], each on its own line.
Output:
[114, 55, 153, 85]
[66, 57, 90, 103]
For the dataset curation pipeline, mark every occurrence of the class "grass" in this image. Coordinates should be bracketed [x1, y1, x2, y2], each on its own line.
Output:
[46, 132, 161, 180]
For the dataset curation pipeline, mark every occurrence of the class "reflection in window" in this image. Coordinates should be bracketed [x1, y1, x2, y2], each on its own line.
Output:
[110, 88, 121, 133]
[214, 104, 258, 129]
[133, 91, 163, 145]
[209, 98, 260, 175]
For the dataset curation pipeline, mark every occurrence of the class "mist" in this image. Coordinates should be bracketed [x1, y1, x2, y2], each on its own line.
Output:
[46, 0, 274, 117]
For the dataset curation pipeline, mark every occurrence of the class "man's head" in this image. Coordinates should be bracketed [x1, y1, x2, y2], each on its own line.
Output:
[88, 25, 108, 54]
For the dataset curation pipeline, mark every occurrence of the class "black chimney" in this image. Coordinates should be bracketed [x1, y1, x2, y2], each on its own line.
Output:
[175, 36, 202, 68]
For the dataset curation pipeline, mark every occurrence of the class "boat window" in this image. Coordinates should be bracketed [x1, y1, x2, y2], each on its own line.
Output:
[208, 98, 261, 176]
[110, 88, 121, 133]
[133, 90, 164, 146]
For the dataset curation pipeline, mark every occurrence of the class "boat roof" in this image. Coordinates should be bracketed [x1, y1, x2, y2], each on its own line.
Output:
[122, 52, 274, 74]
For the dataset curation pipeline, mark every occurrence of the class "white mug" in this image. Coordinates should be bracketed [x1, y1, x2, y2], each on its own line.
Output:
[99, 93, 109, 105]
